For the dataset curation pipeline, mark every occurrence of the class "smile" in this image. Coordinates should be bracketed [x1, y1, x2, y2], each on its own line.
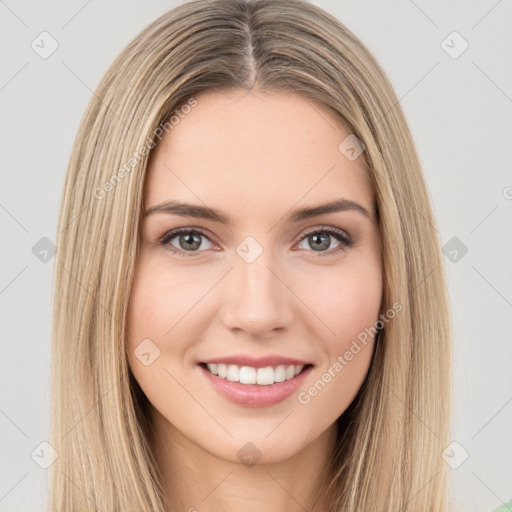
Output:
[202, 362, 308, 385]
[198, 362, 314, 407]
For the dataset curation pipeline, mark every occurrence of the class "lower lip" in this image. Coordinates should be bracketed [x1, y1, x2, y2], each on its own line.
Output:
[199, 364, 313, 408]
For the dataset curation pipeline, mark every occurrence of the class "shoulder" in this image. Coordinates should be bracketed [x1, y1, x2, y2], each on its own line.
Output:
[490, 501, 512, 512]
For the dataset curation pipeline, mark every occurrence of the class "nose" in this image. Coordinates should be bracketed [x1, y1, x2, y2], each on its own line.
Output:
[221, 247, 294, 337]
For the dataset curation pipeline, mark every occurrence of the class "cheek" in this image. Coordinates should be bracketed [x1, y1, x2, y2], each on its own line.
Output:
[296, 265, 381, 418]
[328, 275, 381, 343]
[126, 259, 206, 414]
[127, 266, 160, 350]
[304, 255, 382, 345]
[127, 258, 209, 351]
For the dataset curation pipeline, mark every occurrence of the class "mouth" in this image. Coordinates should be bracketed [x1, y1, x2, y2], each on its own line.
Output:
[199, 362, 314, 386]
[197, 362, 314, 408]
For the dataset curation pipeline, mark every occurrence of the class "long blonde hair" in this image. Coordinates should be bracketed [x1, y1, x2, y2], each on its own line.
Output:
[49, 0, 453, 510]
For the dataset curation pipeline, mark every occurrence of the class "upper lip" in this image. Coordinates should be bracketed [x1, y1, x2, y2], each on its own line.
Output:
[200, 355, 313, 368]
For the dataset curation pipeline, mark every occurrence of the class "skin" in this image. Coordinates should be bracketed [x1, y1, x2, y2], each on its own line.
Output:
[127, 88, 383, 512]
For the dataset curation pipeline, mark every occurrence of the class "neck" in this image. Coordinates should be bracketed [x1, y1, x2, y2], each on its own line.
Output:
[149, 408, 338, 512]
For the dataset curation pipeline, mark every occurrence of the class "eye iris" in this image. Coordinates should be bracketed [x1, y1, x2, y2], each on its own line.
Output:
[309, 232, 331, 251]
[179, 233, 201, 250]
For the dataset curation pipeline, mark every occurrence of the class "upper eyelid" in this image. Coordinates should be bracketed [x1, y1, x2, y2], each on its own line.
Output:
[159, 226, 215, 244]
[298, 224, 350, 239]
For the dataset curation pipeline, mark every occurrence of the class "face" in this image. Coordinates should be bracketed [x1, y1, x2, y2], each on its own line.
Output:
[127, 88, 382, 465]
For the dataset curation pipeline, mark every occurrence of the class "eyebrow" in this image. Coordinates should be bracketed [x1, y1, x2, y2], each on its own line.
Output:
[143, 198, 371, 224]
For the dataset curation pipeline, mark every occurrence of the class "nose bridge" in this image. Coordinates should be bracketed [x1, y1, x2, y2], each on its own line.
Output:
[221, 236, 293, 334]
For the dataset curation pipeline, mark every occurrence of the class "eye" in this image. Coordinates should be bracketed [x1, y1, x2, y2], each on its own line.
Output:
[158, 225, 353, 258]
[295, 226, 353, 257]
[158, 228, 217, 258]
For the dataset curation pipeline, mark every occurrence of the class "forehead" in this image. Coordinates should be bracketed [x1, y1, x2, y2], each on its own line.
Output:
[144, 89, 373, 222]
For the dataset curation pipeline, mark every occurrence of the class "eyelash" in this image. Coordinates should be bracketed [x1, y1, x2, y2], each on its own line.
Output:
[158, 226, 353, 259]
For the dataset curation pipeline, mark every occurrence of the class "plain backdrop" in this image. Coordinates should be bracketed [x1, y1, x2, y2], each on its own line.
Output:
[1, 1, 511, 511]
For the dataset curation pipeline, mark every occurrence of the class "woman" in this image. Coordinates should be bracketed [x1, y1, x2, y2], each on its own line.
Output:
[50, 0, 456, 510]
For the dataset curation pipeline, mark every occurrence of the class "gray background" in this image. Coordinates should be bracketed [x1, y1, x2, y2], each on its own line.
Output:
[1, 1, 511, 510]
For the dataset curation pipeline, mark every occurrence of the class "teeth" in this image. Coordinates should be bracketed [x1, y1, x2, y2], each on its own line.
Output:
[217, 364, 227, 378]
[239, 366, 256, 384]
[205, 363, 305, 385]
